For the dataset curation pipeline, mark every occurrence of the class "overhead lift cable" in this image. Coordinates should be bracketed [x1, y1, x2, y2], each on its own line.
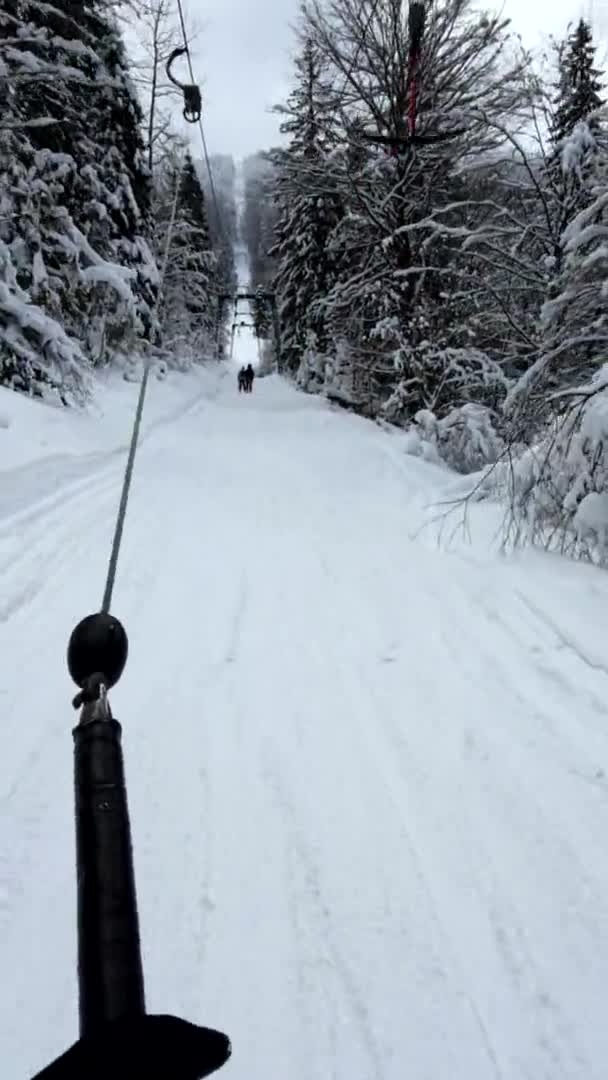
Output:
[100, 175, 181, 616]
[96, 0, 216, 653]
[173, 0, 229, 253]
[169, 0, 233, 358]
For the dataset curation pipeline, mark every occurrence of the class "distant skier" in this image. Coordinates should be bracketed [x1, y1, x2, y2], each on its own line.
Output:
[238, 366, 246, 392]
[244, 364, 255, 393]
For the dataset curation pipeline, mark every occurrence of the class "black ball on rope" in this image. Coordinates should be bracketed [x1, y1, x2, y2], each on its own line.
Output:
[68, 613, 128, 689]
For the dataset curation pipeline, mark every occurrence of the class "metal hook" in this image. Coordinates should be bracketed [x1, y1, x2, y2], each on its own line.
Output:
[166, 46, 202, 124]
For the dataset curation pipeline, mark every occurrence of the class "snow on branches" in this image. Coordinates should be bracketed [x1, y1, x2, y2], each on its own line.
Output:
[505, 367, 608, 564]
[0, 0, 158, 395]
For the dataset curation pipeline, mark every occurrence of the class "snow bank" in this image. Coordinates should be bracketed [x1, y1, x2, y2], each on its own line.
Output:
[0, 361, 225, 474]
[411, 403, 505, 474]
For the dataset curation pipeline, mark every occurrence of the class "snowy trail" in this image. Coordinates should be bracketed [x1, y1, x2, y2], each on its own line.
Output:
[3, 372, 608, 1078]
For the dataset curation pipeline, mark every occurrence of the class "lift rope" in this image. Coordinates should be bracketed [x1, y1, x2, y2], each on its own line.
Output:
[100, 365, 150, 618]
[99, 173, 181, 622]
[172, 0, 228, 254]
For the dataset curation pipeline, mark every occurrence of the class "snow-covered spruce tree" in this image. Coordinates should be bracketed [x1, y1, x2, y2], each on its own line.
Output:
[541, 120, 607, 392]
[252, 286, 272, 339]
[206, 156, 238, 246]
[201, 155, 237, 302]
[269, 36, 343, 379]
[66, 2, 158, 361]
[242, 152, 279, 289]
[0, 130, 89, 401]
[0, 0, 157, 394]
[0, 2, 90, 398]
[543, 22, 606, 280]
[545, 122, 608, 363]
[551, 20, 604, 146]
[153, 149, 217, 364]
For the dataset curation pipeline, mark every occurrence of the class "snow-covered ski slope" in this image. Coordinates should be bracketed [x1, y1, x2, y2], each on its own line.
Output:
[2, 365, 608, 1080]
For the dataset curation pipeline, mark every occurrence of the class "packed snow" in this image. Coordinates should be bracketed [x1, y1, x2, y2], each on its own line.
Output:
[2, 358, 608, 1079]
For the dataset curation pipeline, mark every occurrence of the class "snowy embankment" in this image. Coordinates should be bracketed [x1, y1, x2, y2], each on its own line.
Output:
[0, 363, 224, 510]
[2, 368, 608, 1080]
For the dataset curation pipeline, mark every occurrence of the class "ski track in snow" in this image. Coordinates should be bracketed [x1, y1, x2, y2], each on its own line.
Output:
[2, 368, 608, 1078]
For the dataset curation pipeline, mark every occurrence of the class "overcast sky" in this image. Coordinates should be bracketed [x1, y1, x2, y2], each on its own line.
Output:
[185, 0, 606, 160]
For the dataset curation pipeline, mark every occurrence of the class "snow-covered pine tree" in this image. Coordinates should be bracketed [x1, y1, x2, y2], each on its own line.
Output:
[53, 0, 158, 361]
[0, 119, 88, 403]
[0, 0, 157, 394]
[252, 286, 272, 339]
[155, 150, 217, 363]
[242, 152, 278, 289]
[270, 37, 343, 379]
[0, 0, 90, 398]
[551, 20, 604, 145]
[178, 152, 216, 348]
[544, 20, 606, 280]
[201, 155, 237, 302]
